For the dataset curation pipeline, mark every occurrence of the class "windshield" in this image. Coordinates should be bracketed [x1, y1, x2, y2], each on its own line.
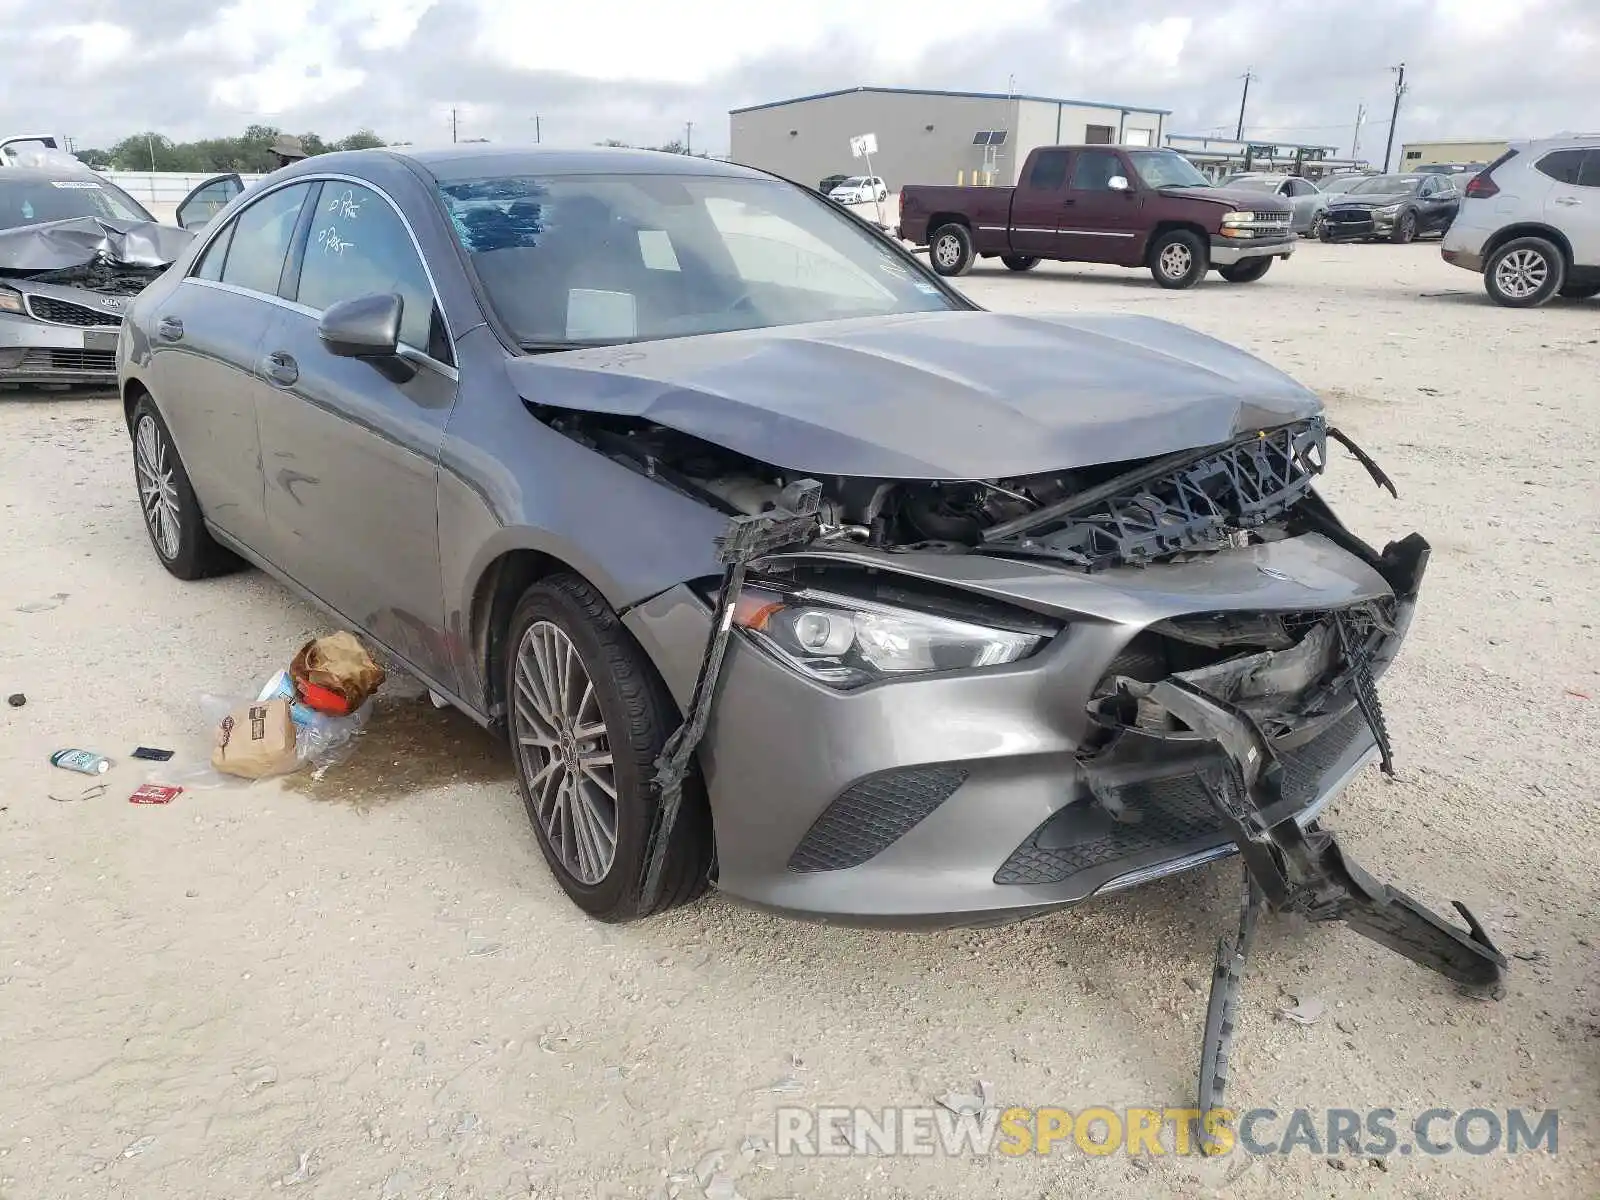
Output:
[1126, 150, 1211, 189]
[0, 176, 153, 230]
[1226, 177, 1280, 193]
[840, 177, 868, 187]
[438, 173, 958, 347]
[1348, 175, 1421, 195]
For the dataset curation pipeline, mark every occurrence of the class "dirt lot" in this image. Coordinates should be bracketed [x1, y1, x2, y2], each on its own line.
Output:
[1, 242, 1596, 1199]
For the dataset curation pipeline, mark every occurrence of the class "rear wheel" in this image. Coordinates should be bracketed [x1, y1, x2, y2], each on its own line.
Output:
[1001, 255, 1040, 272]
[1149, 230, 1208, 289]
[1484, 237, 1565, 308]
[130, 395, 240, 580]
[928, 223, 975, 276]
[505, 573, 711, 922]
[1218, 257, 1273, 283]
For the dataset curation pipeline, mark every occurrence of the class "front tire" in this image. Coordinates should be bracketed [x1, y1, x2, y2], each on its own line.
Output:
[1309, 211, 1326, 239]
[1218, 257, 1273, 283]
[1558, 282, 1600, 300]
[1484, 236, 1565, 308]
[928, 223, 975, 276]
[130, 395, 240, 580]
[1149, 229, 1208, 289]
[505, 573, 711, 922]
[1001, 255, 1040, 272]
[1390, 210, 1418, 244]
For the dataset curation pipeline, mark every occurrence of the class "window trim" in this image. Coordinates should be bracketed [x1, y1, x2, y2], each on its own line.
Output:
[182, 172, 458, 376]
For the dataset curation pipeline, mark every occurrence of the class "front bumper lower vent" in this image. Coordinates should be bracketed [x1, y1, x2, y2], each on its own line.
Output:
[788, 764, 970, 873]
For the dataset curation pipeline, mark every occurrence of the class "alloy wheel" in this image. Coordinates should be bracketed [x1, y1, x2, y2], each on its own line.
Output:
[135, 414, 181, 561]
[1159, 243, 1193, 279]
[1494, 249, 1549, 300]
[934, 235, 960, 270]
[511, 620, 618, 885]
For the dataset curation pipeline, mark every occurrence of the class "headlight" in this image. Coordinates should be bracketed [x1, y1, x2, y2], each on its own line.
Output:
[0, 287, 23, 314]
[1221, 211, 1255, 225]
[730, 585, 1049, 690]
[1375, 204, 1402, 217]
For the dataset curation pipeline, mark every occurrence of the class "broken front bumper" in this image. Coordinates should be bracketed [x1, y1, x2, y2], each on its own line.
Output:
[0, 312, 120, 386]
[625, 532, 1405, 927]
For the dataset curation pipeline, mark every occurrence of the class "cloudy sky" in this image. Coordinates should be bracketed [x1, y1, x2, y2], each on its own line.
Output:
[2, 0, 1594, 158]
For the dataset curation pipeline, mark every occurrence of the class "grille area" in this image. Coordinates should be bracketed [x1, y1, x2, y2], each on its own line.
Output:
[993, 709, 1370, 887]
[13, 348, 117, 375]
[25, 295, 119, 328]
[788, 765, 970, 872]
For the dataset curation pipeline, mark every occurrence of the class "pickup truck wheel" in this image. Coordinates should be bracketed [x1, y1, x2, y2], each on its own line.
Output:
[1149, 230, 1207, 289]
[1001, 255, 1040, 272]
[929, 224, 975, 276]
[1218, 257, 1273, 283]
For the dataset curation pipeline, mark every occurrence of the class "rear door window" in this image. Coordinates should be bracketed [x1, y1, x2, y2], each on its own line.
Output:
[1536, 150, 1585, 185]
[1577, 150, 1600, 188]
[219, 183, 313, 296]
[1027, 152, 1069, 190]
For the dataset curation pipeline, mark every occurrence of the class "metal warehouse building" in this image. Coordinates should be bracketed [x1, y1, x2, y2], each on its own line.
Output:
[729, 86, 1171, 190]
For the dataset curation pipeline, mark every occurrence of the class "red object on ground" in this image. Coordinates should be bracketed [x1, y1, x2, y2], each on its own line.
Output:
[129, 784, 183, 805]
[297, 681, 352, 715]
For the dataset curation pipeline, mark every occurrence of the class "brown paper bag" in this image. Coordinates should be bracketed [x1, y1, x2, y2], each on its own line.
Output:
[289, 632, 386, 714]
[212, 699, 301, 779]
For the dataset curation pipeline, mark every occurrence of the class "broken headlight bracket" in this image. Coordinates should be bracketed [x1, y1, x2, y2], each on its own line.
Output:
[1090, 672, 1506, 1148]
[639, 478, 824, 909]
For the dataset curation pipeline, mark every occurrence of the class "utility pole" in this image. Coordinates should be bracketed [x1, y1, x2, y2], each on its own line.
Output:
[1382, 63, 1406, 172]
[1351, 103, 1367, 160]
[534, 114, 541, 144]
[1235, 68, 1256, 141]
[451, 107, 459, 144]
[685, 121, 693, 155]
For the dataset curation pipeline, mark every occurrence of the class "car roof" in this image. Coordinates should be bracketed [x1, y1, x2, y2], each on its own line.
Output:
[385, 144, 767, 183]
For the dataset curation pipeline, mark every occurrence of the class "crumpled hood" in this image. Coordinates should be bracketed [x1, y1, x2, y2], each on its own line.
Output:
[0, 216, 193, 272]
[1328, 192, 1411, 209]
[509, 310, 1323, 479]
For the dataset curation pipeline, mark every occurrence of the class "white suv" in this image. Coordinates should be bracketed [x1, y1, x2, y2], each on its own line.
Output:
[1442, 135, 1600, 307]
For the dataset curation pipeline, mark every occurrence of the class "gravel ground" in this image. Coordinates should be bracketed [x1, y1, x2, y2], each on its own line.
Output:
[1, 241, 1596, 1199]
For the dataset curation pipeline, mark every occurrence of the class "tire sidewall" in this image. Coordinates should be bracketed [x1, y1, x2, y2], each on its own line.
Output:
[1151, 231, 1207, 289]
[1392, 211, 1417, 244]
[1485, 238, 1565, 308]
[929, 224, 974, 276]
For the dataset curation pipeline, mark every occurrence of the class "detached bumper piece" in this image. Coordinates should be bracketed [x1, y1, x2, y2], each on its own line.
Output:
[640, 479, 823, 907]
[1101, 671, 1506, 1133]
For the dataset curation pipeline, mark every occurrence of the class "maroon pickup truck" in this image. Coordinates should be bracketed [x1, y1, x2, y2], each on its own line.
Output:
[898, 145, 1296, 289]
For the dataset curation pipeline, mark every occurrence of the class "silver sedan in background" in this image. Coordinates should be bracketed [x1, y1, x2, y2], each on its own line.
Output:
[1220, 172, 1330, 237]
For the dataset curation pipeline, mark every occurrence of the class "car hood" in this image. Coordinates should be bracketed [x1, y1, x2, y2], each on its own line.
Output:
[507, 310, 1323, 479]
[0, 216, 193, 272]
[1329, 192, 1413, 208]
[1158, 185, 1292, 213]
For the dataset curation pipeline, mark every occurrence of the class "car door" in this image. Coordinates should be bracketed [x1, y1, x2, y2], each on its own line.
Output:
[1541, 148, 1600, 267]
[1058, 148, 1141, 263]
[1428, 177, 1461, 232]
[146, 180, 316, 552]
[1009, 150, 1071, 256]
[174, 174, 246, 231]
[253, 177, 462, 687]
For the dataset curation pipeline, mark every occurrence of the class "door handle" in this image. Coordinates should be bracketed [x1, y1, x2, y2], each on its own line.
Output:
[1062, 197, 1077, 206]
[1555, 197, 1582, 206]
[156, 316, 183, 342]
[262, 351, 299, 386]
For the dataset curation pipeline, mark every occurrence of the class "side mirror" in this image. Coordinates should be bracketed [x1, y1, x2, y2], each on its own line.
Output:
[319, 292, 403, 358]
[1108, 175, 1130, 192]
[318, 292, 416, 382]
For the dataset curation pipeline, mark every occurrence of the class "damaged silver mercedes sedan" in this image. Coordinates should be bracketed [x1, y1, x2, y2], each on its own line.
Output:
[117, 150, 1505, 1049]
